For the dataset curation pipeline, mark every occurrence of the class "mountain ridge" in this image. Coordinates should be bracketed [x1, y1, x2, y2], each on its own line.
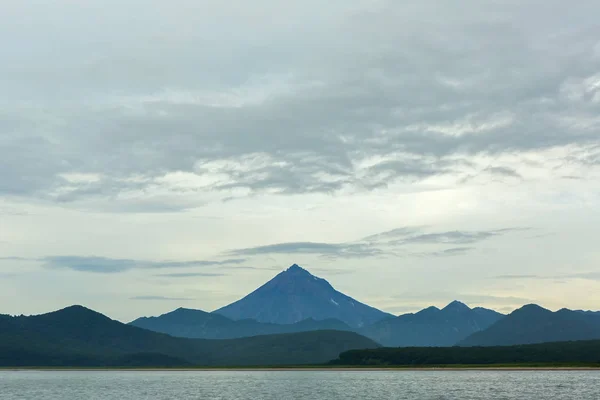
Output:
[130, 307, 352, 339]
[0, 305, 379, 367]
[359, 300, 504, 347]
[459, 304, 600, 346]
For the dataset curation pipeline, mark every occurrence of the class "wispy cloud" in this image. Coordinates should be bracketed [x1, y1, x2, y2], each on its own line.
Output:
[129, 296, 194, 301]
[226, 241, 383, 259]
[413, 247, 475, 258]
[495, 274, 542, 280]
[486, 166, 522, 179]
[216, 265, 282, 271]
[310, 268, 356, 276]
[43, 256, 246, 274]
[224, 226, 527, 260]
[0, 207, 29, 216]
[360, 227, 425, 243]
[155, 272, 226, 278]
[0, 256, 31, 262]
[494, 272, 600, 282]
[393, 228, 529, 246]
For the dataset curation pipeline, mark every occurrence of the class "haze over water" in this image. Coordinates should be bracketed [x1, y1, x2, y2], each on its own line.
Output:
[2, 370, 599, 399]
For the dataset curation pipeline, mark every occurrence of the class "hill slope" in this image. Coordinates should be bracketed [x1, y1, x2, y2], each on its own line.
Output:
[360, 301, 504, 347]
[459, 304, 600, 347]
[214, 264, 393, 328]
[130, 307, 352, 339]
[0, 306, 379, 367]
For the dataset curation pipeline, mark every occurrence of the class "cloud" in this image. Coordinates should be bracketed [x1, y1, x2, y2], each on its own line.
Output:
[0, 207, 29, 216]
[155, 272, 226, 278]
[495, 274, 542, 280]
[569, 272, 600, 281]
[129, 296, 194, 301]
[413, 247, 475, 258]
[216, 265, 282, 271]
[226, 241, 383, 258]
[395, 228, 529, 246]
[309, 268, 355, 276]
[1, 0, 599, 212]
[225, 226, 526, 259]
[486, 166, 522, 179]
[402, 232, 497, 245]
[0, 257, 31, 262]
[360, 227, 425, 243]
[43, 256, 246, 274]
[494, 272, 600, 282]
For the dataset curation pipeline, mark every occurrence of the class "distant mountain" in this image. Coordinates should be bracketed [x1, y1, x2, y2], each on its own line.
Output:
[0, 305, 379, 367]
[213, 264, 393, 328]
[576, 310, 600, 316]
[459, 304, 600, 347]
[130, 307, 352, 339]
[360, 301, 504, 347]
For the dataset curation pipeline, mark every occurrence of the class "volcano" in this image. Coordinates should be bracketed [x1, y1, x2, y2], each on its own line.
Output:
[213, 264, 393, 328]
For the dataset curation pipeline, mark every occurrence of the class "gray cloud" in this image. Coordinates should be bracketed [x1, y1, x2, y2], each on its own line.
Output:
[226, 241, 383, 259]
[495, 274, 542, 280]
[130, 296, 194, 301]
[155, 272, 226, 278]
[0, 207, 29, 216]
[361, 227, 425, 243]
[225, 226, 526, 259]
[216, 265, 282, 271]
[486, 166, 522, 179]
[495, 272, 600, 282]
[404, 232, 496, 245]
[309, 268, 355, 276]
[1, 0, 599, 211]
[414, 247, 475, 258]
[43, 256, 246, 273]
[0, 257, 31, 262]
[398, 228, 528, 245]
[569, 272, 600, 281]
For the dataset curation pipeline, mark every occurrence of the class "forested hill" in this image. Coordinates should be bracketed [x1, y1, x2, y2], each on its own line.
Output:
[0, 305, 378, 367]
[331, 340, 600, 366]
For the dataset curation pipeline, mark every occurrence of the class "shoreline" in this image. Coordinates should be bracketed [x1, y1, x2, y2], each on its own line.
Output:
[4, 367, 600, 372]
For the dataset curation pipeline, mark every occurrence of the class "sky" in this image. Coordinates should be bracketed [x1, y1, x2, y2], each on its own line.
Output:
[1, 0, 599, 322]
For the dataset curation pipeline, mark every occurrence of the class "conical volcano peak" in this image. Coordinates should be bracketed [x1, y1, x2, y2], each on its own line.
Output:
[442, 300, 471, 312]
[287, 263, 309, 273]
[214, 264, 393, 327]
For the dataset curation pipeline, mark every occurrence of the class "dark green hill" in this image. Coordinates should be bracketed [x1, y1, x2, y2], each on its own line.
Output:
[0, 306, 379, 367]
[130, 307, 351, 339]
[360, 301, 504, 347]
[332, 340, 600, 366]
[458, 304, 600, 347]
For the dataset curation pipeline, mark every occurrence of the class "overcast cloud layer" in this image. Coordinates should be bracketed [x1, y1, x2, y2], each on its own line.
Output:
[1, 0, 599, 321]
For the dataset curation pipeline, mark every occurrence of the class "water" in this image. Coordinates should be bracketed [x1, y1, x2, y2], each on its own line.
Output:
[1, 370, 599, 399]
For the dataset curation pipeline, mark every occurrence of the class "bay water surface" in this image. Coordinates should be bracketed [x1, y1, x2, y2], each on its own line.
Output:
[1, 370, 599, 399]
